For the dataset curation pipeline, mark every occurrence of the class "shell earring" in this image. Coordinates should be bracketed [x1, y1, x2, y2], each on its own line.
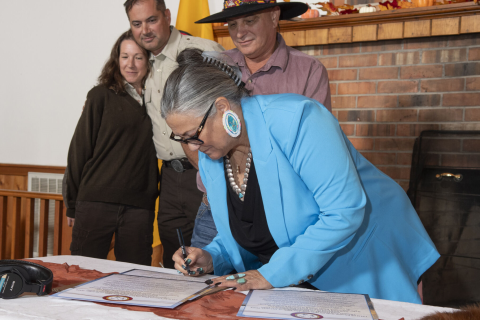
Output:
[222, 110, 241, 138]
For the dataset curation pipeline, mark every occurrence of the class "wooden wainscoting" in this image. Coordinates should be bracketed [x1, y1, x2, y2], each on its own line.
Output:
[0, 190, 71, 259]
[0, 163, 163, 267]
[0, 163, 65, 191]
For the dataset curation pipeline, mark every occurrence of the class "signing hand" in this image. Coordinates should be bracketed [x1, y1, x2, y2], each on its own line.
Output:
[172, 246, 213, 276]
[213, 270, 273, 291]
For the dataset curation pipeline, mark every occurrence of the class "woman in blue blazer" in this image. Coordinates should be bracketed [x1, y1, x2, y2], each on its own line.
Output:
[163, 49, 439, 304]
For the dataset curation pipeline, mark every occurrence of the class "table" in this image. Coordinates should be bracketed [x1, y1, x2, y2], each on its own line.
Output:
[0, 256, 456, 320]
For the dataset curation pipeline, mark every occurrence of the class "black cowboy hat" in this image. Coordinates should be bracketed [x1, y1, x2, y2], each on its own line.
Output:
[195, 0, 308, 24]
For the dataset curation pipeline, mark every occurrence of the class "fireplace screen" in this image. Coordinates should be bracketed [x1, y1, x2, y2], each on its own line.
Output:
[407, 130, 480, 308]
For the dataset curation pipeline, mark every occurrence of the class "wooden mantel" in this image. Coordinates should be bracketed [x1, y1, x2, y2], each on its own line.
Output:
[214, 2, 480, 49]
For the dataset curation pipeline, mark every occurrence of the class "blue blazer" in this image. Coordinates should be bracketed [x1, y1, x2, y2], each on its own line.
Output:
[199, 94, 439, 303]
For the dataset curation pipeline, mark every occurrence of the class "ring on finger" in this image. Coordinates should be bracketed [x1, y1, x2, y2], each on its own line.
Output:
[226, 273, 246, 280]
[236, 278, 247, 284]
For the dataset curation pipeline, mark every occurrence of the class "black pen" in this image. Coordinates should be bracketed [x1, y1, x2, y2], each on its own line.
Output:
[176, 228, 191, 273]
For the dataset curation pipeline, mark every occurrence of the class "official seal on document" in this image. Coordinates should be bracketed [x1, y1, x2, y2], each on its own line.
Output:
[291, 312, 323, 319]
[103, 295, 133, 301]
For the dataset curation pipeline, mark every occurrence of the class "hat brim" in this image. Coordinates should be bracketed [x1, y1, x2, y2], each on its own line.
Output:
[195, 2, 308, 24]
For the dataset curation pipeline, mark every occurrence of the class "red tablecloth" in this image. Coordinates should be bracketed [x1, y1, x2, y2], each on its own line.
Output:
[28, 259, 263, 320]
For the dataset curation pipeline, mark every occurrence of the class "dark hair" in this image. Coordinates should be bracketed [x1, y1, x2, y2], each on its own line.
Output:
[98, 30, 151, 94]
[124, 0, 166, 15]
[161, 49, 250, 119]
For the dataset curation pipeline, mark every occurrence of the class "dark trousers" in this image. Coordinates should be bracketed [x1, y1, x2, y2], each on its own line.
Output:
[158, 165, 203, 268]
[70, 201, 155, 266]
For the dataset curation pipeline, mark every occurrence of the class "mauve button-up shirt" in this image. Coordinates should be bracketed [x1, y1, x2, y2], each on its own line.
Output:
[197, 34, 332, 192]
[224, 33, 332, 111]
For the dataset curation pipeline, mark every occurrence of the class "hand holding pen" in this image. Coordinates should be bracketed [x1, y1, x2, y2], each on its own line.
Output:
[172, 234, 214, 277]
[176, 228, 192, 274]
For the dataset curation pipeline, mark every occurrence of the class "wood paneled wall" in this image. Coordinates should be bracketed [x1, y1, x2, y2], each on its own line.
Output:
[0, 164, 65, 191]
[0, 164, 68, 259]
[0, 191, 70, 259]
[0, 163, 163, 267]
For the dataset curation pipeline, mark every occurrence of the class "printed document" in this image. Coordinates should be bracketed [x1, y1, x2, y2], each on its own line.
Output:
[238, 290, 378, 320]
[122, 268, 215, 283]
[53, 270, 213, 308]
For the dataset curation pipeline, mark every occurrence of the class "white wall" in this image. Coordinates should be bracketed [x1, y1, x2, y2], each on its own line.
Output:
[0, 0, 222, 166]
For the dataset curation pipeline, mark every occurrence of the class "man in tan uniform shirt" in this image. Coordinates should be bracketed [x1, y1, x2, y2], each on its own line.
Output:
[124, 0, 224, 268]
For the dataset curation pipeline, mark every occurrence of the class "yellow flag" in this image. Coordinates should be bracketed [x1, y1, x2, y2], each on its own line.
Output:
[153, 160, 163, 248]
[175, 0, 214, 40]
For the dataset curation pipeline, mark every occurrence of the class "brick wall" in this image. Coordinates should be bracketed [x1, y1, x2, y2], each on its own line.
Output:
[295, 34, 480, 190]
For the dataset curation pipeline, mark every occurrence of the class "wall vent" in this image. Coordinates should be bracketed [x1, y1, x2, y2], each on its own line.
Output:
[28, 172, 64, 257]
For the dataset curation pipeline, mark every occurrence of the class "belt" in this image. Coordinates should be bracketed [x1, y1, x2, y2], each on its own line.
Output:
[163, 158, 194, 173]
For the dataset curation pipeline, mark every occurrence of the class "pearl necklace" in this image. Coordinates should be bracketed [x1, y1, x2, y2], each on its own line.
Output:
[225, 149, 252, 201]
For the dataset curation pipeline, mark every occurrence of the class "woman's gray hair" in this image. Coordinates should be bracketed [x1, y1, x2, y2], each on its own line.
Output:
[161, 48, 250, 119]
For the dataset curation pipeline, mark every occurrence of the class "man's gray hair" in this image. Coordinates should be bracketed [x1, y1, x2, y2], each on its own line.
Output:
[161, 49, 249, 119]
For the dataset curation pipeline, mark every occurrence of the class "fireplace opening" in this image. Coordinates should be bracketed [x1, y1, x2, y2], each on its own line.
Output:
[407, 130, 480, 308]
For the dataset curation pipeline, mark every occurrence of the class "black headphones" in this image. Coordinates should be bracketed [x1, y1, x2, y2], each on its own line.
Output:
[0, 260, 53, 299]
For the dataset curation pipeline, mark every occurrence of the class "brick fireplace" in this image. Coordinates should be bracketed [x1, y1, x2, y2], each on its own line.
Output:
[293, 34, 480, 190]
[215, 2, 480, 190]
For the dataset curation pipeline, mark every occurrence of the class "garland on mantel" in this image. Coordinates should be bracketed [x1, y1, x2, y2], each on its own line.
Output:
[314, 0, 475, 17]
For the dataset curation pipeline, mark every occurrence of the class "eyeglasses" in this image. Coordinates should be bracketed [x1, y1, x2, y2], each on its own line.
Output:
[169, 102, 214, 145]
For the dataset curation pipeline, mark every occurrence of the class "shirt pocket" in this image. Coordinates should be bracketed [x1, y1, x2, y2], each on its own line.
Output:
[144, 87, 158, 115]
[144, 87, 152, 105]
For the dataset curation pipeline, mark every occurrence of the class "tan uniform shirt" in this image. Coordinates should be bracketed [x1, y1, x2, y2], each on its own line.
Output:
[144, 26, 224, 161]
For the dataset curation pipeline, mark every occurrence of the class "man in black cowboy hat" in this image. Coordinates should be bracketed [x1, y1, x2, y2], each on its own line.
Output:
[191, 0, 332, 249]
[196, 0, 331, 111]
